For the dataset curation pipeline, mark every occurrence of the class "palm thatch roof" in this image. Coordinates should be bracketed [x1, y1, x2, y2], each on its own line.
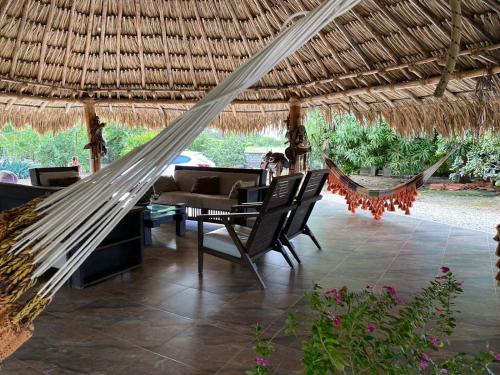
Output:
[0, 0, 498, 135]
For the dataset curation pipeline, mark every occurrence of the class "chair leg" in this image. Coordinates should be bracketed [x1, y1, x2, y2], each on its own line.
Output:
[276, 241, 294, 269]
[198, 249, 204, 274]
[281, 235, 301, 264]
[304, 224, 321, 250]
[243, 255, 266, 289]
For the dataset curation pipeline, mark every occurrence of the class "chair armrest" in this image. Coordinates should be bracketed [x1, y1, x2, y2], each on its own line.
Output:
[238, 185, 269, 204]
[231, 203, 263, 213]
[197, 212, 260, 222]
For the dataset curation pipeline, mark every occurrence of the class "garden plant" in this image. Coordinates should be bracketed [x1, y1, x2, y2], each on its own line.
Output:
[248, 267, 499, 374]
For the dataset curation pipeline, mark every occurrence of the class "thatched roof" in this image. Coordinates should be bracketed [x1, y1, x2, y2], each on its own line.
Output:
[0, 0, 498, 135]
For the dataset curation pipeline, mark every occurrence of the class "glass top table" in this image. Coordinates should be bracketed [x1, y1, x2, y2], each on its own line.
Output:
[143, 203, 187, 245]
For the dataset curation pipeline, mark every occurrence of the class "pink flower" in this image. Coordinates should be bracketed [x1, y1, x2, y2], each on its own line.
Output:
[325, 288, 343, 302]
[490, 350, 500, 361]
[331, 314, 342, 328]
[440, 266, 450, 273]
[429, 336, 441, 347]
[418, 361, 427, 371]
[367, 323, 375, 333]
[456, 281, 463, 289]
[435, 306, 443, 316]
[383, 286, 401, 303]
[256, 356, 269, 367]
[421, 353, 431, 362]
[383, 286, 397, 296]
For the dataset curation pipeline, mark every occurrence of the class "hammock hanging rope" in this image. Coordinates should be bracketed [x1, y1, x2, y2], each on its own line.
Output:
[0, 0, 361, 361]
[323, 146, 458, 219]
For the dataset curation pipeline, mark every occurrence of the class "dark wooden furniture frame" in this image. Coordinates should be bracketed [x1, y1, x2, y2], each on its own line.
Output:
[197, 174, 303, 289]
[29, 166, 79, 186]
[280, 169, 329, 262]
[0, 183, 145, 288]
[143, 203, 187, 245]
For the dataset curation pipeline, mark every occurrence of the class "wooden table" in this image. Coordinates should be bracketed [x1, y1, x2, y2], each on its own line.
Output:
[143, 203, 187, 245]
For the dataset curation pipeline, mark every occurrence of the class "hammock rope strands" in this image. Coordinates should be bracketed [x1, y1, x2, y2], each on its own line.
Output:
[324, 147, 458, 220]
[0, 0, 361, 361]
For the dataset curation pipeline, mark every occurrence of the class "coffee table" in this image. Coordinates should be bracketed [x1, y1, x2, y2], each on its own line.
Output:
[143, 203, 187, 245]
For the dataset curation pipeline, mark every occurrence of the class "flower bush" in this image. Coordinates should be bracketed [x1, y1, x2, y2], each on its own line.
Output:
[248, 268, 498, 374]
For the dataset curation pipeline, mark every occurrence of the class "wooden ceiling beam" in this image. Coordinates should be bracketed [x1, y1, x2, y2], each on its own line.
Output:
[37, 0, 57, 82]
[80, 0, 96, 89]
[0, 92, 290, 106]
[115, 0, 123, 88]
[134, 0, 146, 88]
[61, 1, 77, 85]
[192, 0, 220, 84]
[176, 0, 197, 89]
[481, 0, 500, 13]
[247, 0, 289, 87]
[307, 66, 500, 103]
[370, 0, 429, 57]
[0, 0, 14, 29]
[157, 2, 173, 88]
[9, 0, 30, 78]
[97, 0, 108, 88]
[258, 0, 311, 83]
[351, 9, 400, 64]
[334, 20, 372, 70]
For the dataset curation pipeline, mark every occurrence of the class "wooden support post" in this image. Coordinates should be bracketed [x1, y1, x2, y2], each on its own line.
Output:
[287, 97, 305, 174]
[84, 101, 101, 173]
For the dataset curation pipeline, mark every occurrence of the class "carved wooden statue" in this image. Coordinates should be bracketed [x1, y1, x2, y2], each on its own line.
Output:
[285, 121, 311, 173]
[84, 115, 107, 159]
[260, 151, 289, 182]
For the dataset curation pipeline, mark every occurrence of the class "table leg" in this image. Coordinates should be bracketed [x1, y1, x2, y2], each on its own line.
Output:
[175, 203, 187, 237]
[144, 226, 153, 246]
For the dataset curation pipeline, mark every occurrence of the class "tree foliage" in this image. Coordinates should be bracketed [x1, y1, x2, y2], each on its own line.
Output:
[306, 111, 498, 182]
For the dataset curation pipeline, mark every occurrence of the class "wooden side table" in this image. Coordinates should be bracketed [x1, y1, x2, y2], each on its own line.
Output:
[143, 203, 187, 246]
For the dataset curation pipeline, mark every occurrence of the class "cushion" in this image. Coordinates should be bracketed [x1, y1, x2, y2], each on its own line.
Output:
[154, 191, 203, 207]
[38, 170, 79, 186]
[228, 180, 256, 199]
[154, 176, 178, 193]
[198, 194, 238, 211]
[47, 176, 80, 187]
[203, 225, 253, 258]
[174, 169, 262, 194]
[191, 177, 219, 195]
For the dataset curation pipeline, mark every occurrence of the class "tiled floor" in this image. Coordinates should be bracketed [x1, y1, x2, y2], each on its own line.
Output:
[2, 199, 499, 374]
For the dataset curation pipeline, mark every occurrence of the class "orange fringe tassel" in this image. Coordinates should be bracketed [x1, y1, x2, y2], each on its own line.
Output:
[327, 173, 418, 220]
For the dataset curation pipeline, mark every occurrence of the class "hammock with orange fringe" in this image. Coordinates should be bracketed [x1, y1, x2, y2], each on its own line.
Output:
[323, 147, 457, 220]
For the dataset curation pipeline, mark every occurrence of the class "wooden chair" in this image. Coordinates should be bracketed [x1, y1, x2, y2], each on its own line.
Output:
[280, 169, 329, 263]
[197, 174, 303, 289]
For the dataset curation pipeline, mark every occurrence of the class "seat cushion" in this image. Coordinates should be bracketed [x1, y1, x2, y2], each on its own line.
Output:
[203, 225, 252, 258]
[154, 191, 203, 207]
[154, 176, 178, 193]
[155, 192, 237, 211]
[197, 194, 238, 211]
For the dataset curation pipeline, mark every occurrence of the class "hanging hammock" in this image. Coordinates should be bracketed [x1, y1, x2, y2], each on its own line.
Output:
[323, 146, 458, 220]
[0, 0, 361, 362]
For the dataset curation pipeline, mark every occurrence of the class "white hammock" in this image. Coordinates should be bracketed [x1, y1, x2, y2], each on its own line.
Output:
[11, 0, 361, 300]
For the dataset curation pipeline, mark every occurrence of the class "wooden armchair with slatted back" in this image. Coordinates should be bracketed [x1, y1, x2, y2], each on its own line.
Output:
[197, 174, 303, 289]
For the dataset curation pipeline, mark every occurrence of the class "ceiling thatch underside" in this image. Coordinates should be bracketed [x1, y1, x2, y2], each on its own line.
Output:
[0, 0, 498, 135]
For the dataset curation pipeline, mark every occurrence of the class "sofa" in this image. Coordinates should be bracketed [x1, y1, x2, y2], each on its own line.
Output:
[153, 166, 268, 219]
